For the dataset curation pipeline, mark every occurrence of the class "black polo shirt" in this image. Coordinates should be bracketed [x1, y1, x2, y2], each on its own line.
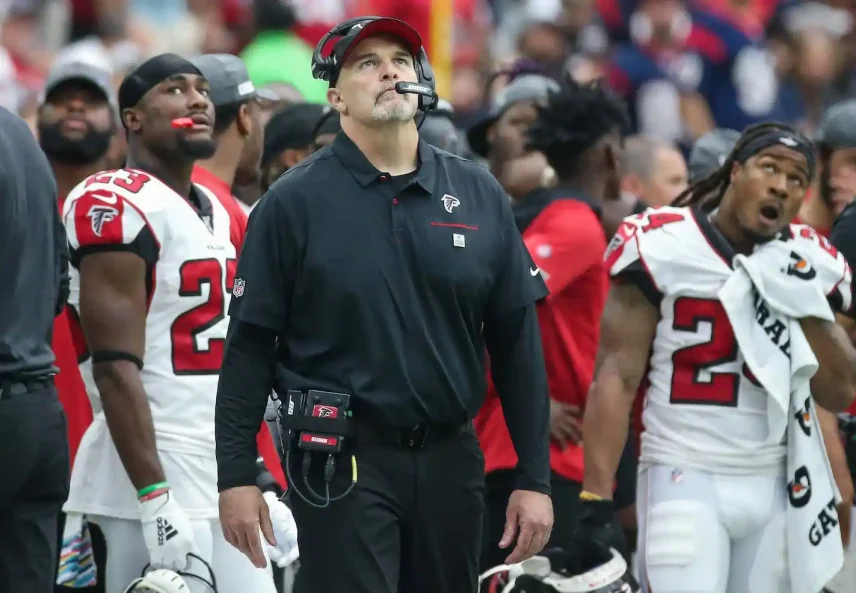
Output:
[0, 106, 66, 380]
[229, 131, 548, 426]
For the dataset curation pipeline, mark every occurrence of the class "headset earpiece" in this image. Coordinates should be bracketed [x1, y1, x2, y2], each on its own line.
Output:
[312, 17, 438, 113]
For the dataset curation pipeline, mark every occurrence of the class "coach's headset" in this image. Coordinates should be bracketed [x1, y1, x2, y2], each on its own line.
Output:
[311, 16, 439, 114]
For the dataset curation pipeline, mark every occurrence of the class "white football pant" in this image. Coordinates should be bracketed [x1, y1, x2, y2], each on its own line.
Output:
[91, 515, 277, 593]
[637, 466, 788, 593]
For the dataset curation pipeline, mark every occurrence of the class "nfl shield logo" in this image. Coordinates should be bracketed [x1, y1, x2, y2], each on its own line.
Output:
[233, 278, 246, 297]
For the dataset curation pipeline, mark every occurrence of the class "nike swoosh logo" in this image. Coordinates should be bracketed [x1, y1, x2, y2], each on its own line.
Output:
[92, 192, 117, 204]
[530, 267, 540, 276]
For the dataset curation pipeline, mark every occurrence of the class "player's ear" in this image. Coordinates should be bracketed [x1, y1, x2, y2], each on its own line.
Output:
[122, 107, 142, 134]
[730, 160, 741, 183]
[237, 103, 252, 138]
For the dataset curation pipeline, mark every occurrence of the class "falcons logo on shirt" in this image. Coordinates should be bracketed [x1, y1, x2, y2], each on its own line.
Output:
[87, 205, 119, 237]
[441, 194, 460, 213]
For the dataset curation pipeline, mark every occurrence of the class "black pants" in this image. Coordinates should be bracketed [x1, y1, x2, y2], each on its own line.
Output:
[290, 423, 485, 593]
[481, 470, 581, 571]
[0, 385, 70, 593]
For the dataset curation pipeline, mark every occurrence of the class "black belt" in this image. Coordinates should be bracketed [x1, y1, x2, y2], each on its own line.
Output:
[0, 378, 53, 400]
[353, 420, 468, 450]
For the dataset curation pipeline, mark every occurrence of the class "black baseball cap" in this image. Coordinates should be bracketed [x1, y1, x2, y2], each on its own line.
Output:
[467, 74, 560, 157]
[262, 102, 327, 166]
[40, 61, 114, 105]
[189, 53, 278, 107]
[688, 128, 741, 182]
[326, 18, 423, 86]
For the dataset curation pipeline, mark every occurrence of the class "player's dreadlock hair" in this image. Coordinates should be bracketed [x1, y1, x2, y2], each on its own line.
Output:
[671, 122, 811, 212]
[526, 77, 630, 179]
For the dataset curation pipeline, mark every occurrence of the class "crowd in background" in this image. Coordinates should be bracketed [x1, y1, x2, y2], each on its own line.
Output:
[5, 0, 856, 146]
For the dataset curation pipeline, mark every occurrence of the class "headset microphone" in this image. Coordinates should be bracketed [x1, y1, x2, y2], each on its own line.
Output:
[395, 82, 437, 106]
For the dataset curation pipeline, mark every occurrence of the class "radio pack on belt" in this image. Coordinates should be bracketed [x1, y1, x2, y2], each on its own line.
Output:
[276, 389, 357, 507]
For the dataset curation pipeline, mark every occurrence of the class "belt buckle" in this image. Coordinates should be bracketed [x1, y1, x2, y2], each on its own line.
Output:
[403, 424, 430, 449]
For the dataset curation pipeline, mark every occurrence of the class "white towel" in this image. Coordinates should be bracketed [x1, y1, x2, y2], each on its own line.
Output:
[718, 239, 843, 593]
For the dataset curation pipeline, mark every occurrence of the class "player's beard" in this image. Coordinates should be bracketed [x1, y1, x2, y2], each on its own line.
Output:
[38, 119, 112, 165]
[176, 134, 217, 160]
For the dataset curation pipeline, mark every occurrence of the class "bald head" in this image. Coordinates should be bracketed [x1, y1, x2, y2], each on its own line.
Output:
[621, 135, 688, 207]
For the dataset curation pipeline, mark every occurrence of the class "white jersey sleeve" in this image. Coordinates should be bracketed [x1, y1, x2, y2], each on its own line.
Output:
[604, 208, 689, 305]
[63, 169, 161, 268]
[789, 223, 853, 314]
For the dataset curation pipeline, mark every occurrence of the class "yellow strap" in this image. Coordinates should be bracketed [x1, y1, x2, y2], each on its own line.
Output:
[579, 490, 604, 501]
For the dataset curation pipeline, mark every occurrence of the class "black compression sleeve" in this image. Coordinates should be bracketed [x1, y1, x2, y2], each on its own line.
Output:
[484, 303, 551, 495]
[215, 318, 278, 491]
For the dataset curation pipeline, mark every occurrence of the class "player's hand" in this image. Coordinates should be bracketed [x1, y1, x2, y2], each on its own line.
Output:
[549, 400, 583, 447]
[140, 491, 200, 570]
[570, 499, 628, 562]
[219, 485, 276, 569]
[499, 489, 554, 564]
[262, 491, 299, 567]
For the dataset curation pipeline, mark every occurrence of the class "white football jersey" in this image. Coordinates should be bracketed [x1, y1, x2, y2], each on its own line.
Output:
[64, 167, 236, 450]
[607, 206, 852, 474]
[61, 168, 235, 519]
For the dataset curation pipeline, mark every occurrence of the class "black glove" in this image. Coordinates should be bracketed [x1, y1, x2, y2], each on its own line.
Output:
[568, 499, 629, 570]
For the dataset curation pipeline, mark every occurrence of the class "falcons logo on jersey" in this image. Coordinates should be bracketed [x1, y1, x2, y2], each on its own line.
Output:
[87, 204, 119, 237]
[441, 194, 460, 213]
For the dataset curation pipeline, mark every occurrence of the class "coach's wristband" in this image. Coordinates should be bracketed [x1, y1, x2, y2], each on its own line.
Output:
[137, 482, 169, 499]
[579, 490, 604, 502]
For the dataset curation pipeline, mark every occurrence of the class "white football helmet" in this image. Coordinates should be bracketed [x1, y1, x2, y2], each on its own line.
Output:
[123, 554, 216, 593]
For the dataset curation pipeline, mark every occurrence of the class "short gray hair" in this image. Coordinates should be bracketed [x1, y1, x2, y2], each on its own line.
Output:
[622, 135, 673, 181]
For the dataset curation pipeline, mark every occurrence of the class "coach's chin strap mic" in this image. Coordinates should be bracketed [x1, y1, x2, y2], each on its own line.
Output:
[395, 81, 437, 102]
[395, 82, 438, 130]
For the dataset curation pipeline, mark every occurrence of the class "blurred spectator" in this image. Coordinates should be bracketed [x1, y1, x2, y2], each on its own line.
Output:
[467, 72, 559, 199]
[687, 127, 739, 182]
[258, 101, 327, 192]
[620, 135, 688, 207]
[241, 0, 329, 103]
[257, 81, 305, 125]
[603, 0, 782, 142]
[797, 99, 856, 233]
[36, 59, 112, 593]
[311, 105, 340, 150]
[418, 98, 468, 156]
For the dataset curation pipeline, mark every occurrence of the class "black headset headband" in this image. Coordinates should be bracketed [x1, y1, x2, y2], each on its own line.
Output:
[310, 16, 437, 112]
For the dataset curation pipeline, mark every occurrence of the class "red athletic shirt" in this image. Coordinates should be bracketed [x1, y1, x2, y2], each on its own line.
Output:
[192, 166, 285, 488]
[475, 198, 608, 483]
[52, 195, 93, 467]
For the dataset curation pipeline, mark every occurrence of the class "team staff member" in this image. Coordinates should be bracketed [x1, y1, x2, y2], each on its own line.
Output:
[259, 101, 327, 192]
[0, 105, 70, 592]
[216, 16, 553, 593]
[188, 52, 289, 493]
[36, 60, 114, 593]
[476, 78, 629, 569]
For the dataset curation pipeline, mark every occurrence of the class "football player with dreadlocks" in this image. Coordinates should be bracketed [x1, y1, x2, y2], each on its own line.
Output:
[578, 121, 856, 593]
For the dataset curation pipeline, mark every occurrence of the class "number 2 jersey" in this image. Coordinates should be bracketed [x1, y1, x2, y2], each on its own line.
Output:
[61, 168, 236, 519]
[608, 206, 853, 475]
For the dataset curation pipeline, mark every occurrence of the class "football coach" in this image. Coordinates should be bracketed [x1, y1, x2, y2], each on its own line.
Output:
[215, 15, 553, 593]
[0, 105, 70, 592]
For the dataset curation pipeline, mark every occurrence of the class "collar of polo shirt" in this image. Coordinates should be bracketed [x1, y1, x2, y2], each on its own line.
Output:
[331, 131, 437, 193]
